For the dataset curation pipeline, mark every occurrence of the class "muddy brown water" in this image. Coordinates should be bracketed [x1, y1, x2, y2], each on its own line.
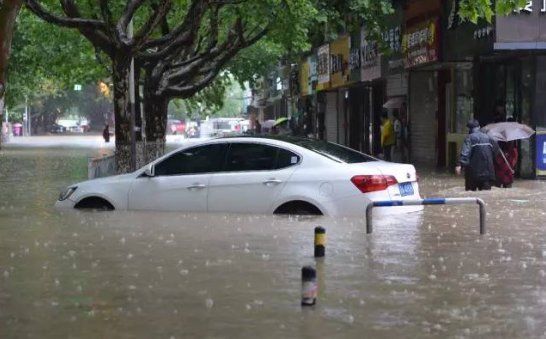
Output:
[1, 147, 546, 338]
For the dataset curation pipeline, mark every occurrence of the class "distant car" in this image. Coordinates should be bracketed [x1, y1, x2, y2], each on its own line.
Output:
[167, 119, 186, 135]
[56, 137, 423, 217]
[50, 125, 66, 134]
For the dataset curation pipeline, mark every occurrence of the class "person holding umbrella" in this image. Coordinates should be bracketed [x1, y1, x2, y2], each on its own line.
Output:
[495, 140, 518, 188]
[482, 117, 535, 188]
[271, 117, 291, 136]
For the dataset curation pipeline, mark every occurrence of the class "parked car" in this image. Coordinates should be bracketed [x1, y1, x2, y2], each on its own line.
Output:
[167, 119, 186, 135]
[56, 137, 423, 217]
[50, 125, 66, 134]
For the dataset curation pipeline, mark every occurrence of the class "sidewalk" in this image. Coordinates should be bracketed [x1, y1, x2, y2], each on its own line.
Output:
[3, 135, 204, 149]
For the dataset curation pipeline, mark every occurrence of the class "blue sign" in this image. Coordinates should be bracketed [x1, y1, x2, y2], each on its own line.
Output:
[536, 127, 546, 177]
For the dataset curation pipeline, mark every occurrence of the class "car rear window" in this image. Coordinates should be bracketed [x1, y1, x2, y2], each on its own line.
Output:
[293, 139, 376, 164]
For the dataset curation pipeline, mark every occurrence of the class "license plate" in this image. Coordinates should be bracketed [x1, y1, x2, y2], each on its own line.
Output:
[399, 182, 414, 197]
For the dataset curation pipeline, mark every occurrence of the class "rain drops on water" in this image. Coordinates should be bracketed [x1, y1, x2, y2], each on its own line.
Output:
[205, 298, 214, 308]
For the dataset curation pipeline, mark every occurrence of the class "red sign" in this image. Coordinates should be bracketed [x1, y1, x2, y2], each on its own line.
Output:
[403, 18, 439, 68]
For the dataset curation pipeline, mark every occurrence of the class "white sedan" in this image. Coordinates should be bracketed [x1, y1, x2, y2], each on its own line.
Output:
[56, 137, 423, 217]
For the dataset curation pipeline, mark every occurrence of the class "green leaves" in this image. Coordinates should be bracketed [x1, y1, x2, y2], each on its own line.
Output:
[7, 7, 107, 108]
[459, 0, 530, 22]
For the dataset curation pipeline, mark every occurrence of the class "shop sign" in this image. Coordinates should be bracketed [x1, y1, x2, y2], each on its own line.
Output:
[474, 26, 494, 39]
[537, 127, 546, 177]
[290, 66, 300, 97]
[309, 55, 317, 87]
[349, 47, 361, 70]
[300, 61, 310, 97]
[403, 18, 439, 68]
[361, 28, 382, 81]
[330, 35, 351, 88]
[316, 44, 330, 91]
[383, 26, 403, 54]
[389, 58, 405, 71]
[514, 1, 546, 13]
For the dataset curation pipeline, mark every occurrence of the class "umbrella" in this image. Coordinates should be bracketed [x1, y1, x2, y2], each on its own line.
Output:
[262, 120, 275, 129]
[273, 117, 289, 127]
[383, 97, 406, 109]
[482, 122, 535, 142]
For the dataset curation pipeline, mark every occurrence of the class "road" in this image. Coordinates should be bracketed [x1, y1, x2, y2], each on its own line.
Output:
[1, 145, 546, 338]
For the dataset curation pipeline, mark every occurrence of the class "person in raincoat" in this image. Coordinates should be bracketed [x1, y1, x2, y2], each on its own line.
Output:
[380, 112, 395, 161]
[102, 124, 110, 143]
[456, 119, 498, 191]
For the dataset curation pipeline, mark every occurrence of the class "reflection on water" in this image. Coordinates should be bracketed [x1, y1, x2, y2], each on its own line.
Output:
[1, 148, 546, 338]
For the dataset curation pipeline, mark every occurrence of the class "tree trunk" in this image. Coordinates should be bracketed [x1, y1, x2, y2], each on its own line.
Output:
[112, 57, 133, 173]
[0, 0, 25, 150]
[144, 85, 168, 163]
[134, 62, 143, 143]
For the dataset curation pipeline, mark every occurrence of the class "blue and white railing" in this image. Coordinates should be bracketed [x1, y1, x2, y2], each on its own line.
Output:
[365, 198, 486, 235]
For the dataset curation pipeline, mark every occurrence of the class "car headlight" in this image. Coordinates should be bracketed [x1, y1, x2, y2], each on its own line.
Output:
[59, 187, 78, 201]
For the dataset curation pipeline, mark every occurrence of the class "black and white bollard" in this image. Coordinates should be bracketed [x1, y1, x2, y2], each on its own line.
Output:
[301, 266, 317, 306]
[314, 227, 326, 258]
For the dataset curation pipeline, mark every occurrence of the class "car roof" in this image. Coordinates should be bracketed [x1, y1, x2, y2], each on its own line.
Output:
[216, 135, 314, 143]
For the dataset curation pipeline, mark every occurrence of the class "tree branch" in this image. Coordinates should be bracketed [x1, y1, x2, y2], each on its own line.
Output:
[139, 0, 207, 53]
[117, 0, 147, 45]
[133, 0, 173, 48]
[26, 0, 105, 29]
[99, 0, 116, 43]
[150, 1, 171, 35]
[59, 0, 112, 55]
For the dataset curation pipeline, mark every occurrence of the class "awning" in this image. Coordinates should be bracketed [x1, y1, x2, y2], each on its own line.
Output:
[383, 97, 406, 109]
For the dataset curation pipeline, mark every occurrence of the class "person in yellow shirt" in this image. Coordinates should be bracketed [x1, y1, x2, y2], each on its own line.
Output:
[381, 112, 395, 161]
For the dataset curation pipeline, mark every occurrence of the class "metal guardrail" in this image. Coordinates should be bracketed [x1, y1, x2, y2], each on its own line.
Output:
[88, 154, 116, 179]
[366, 198, 486, 235]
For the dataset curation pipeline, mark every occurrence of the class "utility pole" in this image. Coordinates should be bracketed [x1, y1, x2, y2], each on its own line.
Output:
[128, 21, 137, 171]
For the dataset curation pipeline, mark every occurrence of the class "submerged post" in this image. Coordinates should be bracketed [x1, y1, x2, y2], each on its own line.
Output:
[366, 203, 374, 234]
[477, 198, 486, 235]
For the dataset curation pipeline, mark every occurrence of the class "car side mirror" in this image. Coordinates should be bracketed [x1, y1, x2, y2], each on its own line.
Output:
[143, 164, 155, 177]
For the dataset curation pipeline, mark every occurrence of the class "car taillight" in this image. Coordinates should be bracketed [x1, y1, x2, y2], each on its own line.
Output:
[351, 175, 398, 193]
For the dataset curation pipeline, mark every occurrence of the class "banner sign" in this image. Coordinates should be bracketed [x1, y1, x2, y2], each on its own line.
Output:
[403, 18, 439, 68]
[330, 35, 350, 88]
[536, 127, 546, 177]
[316, 44, 330, 91]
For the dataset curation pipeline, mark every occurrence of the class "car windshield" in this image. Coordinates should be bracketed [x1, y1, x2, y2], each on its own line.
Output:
[292, 139, 377, 163]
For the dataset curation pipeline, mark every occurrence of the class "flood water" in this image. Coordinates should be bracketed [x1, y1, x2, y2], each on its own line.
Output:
[1, 146, 546, 338]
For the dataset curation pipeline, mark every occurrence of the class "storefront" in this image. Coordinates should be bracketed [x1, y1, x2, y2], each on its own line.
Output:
[382, 4, 409, 160]
[405, 0, 443, 167]
[444, 0, 494, 169]
[360, 27, 386, 156]
[479, 2, 546, 178]
[315, 36, 352, 145]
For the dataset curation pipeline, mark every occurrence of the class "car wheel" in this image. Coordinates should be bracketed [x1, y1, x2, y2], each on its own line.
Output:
[274, 201, 322, 216]
[74, 197, 114, 211]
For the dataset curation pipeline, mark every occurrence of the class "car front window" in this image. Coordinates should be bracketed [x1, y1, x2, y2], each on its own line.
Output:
[154, 144, 227, 176]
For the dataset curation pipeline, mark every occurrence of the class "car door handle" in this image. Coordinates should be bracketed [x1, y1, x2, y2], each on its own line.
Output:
[187, 183, 206, 190]
[263, 179, 282, 186]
